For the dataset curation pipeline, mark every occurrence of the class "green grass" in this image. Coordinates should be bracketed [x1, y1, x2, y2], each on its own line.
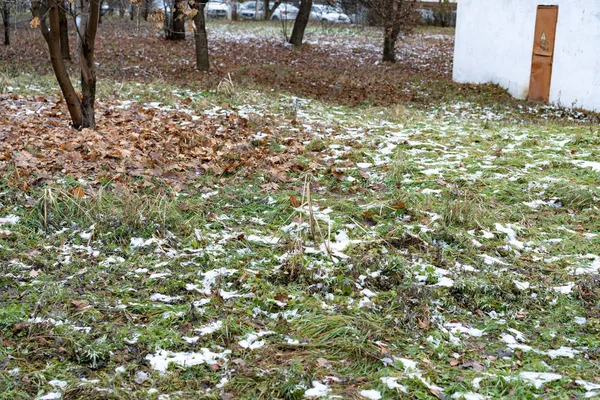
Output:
[2, 26, 600, 400]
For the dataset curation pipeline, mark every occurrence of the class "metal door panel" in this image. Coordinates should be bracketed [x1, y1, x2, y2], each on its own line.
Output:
[528, 6, 559, 103]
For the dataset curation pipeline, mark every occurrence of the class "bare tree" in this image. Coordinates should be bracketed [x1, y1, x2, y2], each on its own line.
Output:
[192, 0, 208, 71]
[58, 0, 70, 59]
[361, 0, 416, 62]
[32, 0, 101, 129]
[2, 0, 9, 45]
[289, 0, 311, 47]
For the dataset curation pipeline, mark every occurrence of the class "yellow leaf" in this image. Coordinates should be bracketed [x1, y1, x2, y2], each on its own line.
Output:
[29, 17, 41, 29]
[70, 186, 85, 199]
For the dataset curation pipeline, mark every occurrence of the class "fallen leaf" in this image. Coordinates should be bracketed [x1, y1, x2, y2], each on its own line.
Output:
[70, 186, 85, 199]
[289, 195, 301, 208]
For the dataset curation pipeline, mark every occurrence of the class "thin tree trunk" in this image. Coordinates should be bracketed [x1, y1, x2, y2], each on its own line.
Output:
[289, 0, 311, 46]
[263, 0, 269, 20]
[142, 0, 149, 21]
[58, 0, 70, 60]
[265, 0, 281, 20]
[168, 0, 185, 40]
[130, 3, 134, 20]
[2, 0, 9, 46]
[193, 1, 209, 71]
[34, 0, 83, 128]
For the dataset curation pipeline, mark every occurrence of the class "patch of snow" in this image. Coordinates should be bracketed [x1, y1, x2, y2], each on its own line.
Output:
[304, 381, 330, 397]
[247, 234, 280, 245]
[134, 371, 150, 384]
[0, 215, 20, 225]
[146, 349, 231, 374]
[239, 331, 274, 350]
[576, 380, 600, 398]
[573, 160, 600, 172]
[444, 323, 484, 337]
[150, 293, 182, 303]
[518, 372, 562, 389]
[130, 237, 163, 248]
[36, 393, 62, 400]
[451, 393, 485, 400]
[359, 389, 381, 400]
[380, 377, 407, 392]
[479, 254, 508, 266]
[546, 346, 579, 359]
[552, 282, 575, 294]
[195, 320, 223, 336]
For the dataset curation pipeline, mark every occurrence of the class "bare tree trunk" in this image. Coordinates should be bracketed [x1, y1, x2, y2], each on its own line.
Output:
[263, 0, 269, 20]
[33, 0, 83, 128]
[58, 0, 70, 59]
[2, 0, 9, 46]
[98, 0, 104, 24]
[33, 0, 100, 129]
[382, 25, 397, 62]
[167, 0, 185, 40]
[130, 2, 134, 20]
[289, 0, 311, 46]
[79, 0, 100, 128]
[193, 1, 209, 71]
[119, 0, 125, 17]
[142, 0, 149, 21]
[265, 0, 281, 20]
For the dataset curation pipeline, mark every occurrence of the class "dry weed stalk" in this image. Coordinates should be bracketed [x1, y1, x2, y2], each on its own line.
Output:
[216, 73, 236, 97]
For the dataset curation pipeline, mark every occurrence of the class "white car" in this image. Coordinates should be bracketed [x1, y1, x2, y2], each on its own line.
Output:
[270, 3, 299, 20]
[311, 4, 350, 23]
[239, 1, 265, 19]
[206, 0, 230, 18]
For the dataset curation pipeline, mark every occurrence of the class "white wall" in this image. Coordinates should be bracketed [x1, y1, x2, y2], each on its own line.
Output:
[453, 0, 600, 111]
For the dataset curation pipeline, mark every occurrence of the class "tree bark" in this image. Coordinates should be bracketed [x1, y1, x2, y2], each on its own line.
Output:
[289, 0, 311, 46]
[58, 0, 70, 60]
[382, 26, 397, 62]
[265, 0, 281, 20]
[263, 0, 269, 20]
[193, 1, 209, 71]
[142, 0, 149, 21]
[34, 0, 83, 128]
[2, 0, 9, 46]
[167, 0, 185, 40]
[79, 0, 100, 128]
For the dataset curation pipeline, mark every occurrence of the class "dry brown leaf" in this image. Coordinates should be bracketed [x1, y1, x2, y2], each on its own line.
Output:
[70, 186, 85, 199]
[289, 195, 301, 208]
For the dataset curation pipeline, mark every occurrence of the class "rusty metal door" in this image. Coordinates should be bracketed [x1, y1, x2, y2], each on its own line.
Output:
[528, 6, 559, 103]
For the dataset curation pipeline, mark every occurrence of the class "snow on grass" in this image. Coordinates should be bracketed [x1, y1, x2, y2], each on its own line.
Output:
[359, 389, 382, 399]
[304, 381, 330, 398]
[0, 215, 20, 225]
[517, 372, 563, 389]
[146, 349, 232, 374]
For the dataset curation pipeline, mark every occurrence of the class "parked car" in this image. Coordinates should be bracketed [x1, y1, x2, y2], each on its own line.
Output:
[239, 1, 265, 19]
[310, 4, 350, 23]
[206, 0, 230, 18]
[270, 3, 298, 20]
[417, 8, 434, 24]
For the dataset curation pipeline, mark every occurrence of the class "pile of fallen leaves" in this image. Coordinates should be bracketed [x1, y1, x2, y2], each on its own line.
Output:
[0, 94, 312, 189]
